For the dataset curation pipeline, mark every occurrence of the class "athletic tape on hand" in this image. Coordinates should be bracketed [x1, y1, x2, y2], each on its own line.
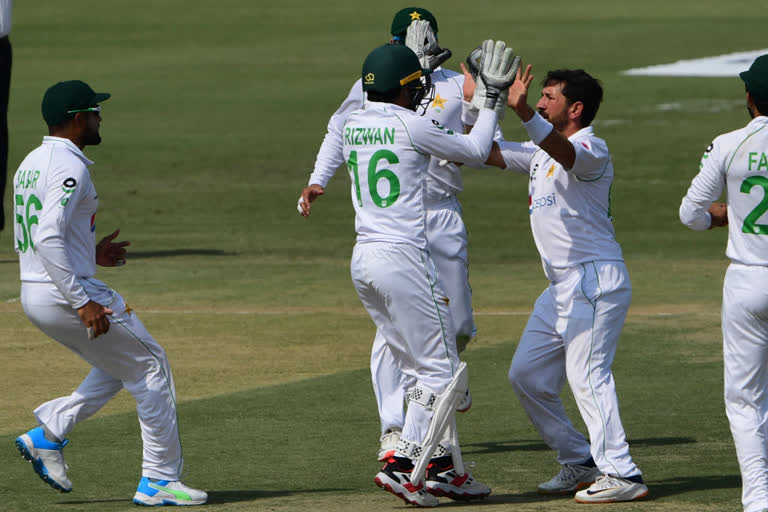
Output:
[87, 327, 95, 340]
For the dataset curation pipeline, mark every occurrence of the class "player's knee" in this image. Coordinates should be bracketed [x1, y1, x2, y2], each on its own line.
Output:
[508, 358, 535, 393]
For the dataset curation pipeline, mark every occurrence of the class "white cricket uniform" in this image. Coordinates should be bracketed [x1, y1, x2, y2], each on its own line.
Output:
[499, 127, 641, 478]
[342, 101, 496, 449]
[13, 136, 183, 481]
[680, 115, 768, 512]
[309, 68, 480, 435]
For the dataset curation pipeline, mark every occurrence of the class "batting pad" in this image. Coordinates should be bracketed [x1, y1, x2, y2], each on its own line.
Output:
[410, 362, 468, 486]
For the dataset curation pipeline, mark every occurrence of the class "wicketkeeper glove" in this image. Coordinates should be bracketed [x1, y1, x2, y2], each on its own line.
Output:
[405, 20, 452, 71]
[470, 40, 520, 119]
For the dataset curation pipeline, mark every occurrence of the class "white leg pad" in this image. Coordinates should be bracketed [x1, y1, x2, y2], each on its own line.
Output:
[411, 362, 468, 486]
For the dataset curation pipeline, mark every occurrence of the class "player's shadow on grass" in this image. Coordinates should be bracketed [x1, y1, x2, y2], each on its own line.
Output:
[58, 488, 346, 506]
[646, 474, 741, 500]
[461, 436, 696, 456]
[128, 249, 237, 259]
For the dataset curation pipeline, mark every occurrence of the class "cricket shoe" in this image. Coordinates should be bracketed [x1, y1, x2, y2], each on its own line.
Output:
[15, 426, 72, 492]
[133, 477, 208, 506]
[425, 455, 491, 500]
[574, 474, 648, 503]
[456, 389, 472, 413]
[377, 428, 401, 462]
[374, 456, 438, 507]
[537, 461, 601, 495]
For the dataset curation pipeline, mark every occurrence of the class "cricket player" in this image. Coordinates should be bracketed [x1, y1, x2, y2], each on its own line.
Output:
[300, 8, 487, 466]
[12, 80, 206, 506]
[466, 62, 649, 502]
[301, 41, 516, 507]
[680, 54, 768, 512]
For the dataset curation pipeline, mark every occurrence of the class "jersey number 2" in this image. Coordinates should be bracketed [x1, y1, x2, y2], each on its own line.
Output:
[347, 150, 401, 208]
[15, 193, 42, 253]
[741, 176, 768, 235]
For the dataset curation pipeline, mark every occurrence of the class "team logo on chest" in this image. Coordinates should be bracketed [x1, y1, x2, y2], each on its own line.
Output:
[431, 93, 447, 111]
[546, 164, 556, 180]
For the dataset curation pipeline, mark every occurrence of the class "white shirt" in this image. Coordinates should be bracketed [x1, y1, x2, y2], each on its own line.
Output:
[680, 116, 768, 265]
[14, 137, 99, 308]
[498, 126, 623, 274]
[0, 0, 11, 39]
[342, 102, 496, 247]
[310, 67, 490, 203]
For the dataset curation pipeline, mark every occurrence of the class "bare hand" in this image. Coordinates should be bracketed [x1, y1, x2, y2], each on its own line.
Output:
[507, 63, 534, 118]
[77, 300, 113, 339]
[708, 202, 728, 229]
[460, 62, 476, 102]
[300, 185, 325, 217]
[96, 229, 130, 267]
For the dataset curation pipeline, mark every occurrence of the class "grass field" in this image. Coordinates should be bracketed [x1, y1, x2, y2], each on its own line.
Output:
[0, 1, 765, 510]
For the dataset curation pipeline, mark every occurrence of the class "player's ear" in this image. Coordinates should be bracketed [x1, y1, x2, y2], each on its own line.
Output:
[569, 101, 583, 121]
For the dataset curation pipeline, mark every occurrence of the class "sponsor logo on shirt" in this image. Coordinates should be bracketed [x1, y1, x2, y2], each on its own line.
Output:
[529, 192, 556, 214]
[90, 213, 96, 232]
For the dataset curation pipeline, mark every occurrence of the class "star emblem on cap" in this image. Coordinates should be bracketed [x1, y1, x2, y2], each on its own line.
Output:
[410, 11, 422, 20]
[432, 94, 446, 109]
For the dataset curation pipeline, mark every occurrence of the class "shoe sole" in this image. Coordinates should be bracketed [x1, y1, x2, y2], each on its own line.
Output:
[15, 438, 72, 493]
[537, 480, 594, 495]
[133, 493, 207, 506]
[427, 483, 491, 500]
[575, 487, 649, 503]
[374, 475, 437, 508]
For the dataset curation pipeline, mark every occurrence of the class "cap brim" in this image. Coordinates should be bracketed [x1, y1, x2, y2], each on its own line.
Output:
[92, 92, 111, 104]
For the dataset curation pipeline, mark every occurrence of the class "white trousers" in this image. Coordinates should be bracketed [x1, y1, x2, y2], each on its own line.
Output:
[370, 197, 473, 435]
[21, 279, 183, 481]
[508, 261, 640, 477]
[352, 242, 460, 447]
[723, 263, 768, 512]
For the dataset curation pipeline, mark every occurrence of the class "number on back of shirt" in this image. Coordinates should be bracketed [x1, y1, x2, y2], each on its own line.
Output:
[741, 176, 768, 235]
[15, 193, 42, 253]
[347, 149, 401, 208]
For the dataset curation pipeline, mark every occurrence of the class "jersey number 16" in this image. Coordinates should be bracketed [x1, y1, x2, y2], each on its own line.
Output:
[347, 149, 401, 208]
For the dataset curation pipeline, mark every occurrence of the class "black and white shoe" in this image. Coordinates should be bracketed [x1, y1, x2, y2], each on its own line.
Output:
[374, 456, 438, 507]
[425, 455, 491, 500]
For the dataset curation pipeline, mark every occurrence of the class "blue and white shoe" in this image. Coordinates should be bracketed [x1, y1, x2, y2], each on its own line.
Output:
[15, 426, 72, 492]
[133, 477, 208, 506]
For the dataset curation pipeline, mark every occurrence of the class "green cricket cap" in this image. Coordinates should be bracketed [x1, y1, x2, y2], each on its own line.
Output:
[740, 54, 768, 101]
[391, 7, 437, 37]
[42, 80, 111, 126]
[362, 44, 426, 94]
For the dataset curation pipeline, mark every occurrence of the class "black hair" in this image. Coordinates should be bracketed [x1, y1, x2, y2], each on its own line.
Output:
[747, 87, 768, 116]
[367, 87, 401, 103]
[542, 69, 603, 127]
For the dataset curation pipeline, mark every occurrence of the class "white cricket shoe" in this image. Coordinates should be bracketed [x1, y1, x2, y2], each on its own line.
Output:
[425, 456, 491, 500]
[15, 426, 72, 492]
[376, 428, 401, 462]
[537, 462, 601, 494]
[574, 474, 649, 503]
[133, 477, 208, 506]
[375, 456, 438, 507]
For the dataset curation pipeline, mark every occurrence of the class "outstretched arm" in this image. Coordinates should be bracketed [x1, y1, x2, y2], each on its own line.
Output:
[507, 63, 576, 169]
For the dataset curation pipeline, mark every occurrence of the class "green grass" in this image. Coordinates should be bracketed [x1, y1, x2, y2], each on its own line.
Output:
[0, 0, 764, 510]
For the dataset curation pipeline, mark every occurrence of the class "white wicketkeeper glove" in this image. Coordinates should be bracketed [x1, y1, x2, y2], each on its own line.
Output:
[405, 20, 452, 71]
[470, 40, 520, 120]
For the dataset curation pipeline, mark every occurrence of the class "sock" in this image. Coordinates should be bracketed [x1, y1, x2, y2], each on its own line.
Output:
[582, 456, 597, 468]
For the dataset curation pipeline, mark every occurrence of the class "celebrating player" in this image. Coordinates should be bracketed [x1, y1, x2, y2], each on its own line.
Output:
[680, 54, 768, 512]
[302, 41, 516, 506]
[465, 61, 649, 502]
[299, 7, 487, 471]
[12, 80, 206, 506]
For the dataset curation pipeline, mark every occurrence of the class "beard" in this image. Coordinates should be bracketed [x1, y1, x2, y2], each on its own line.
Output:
[85, 131, 102, 146]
